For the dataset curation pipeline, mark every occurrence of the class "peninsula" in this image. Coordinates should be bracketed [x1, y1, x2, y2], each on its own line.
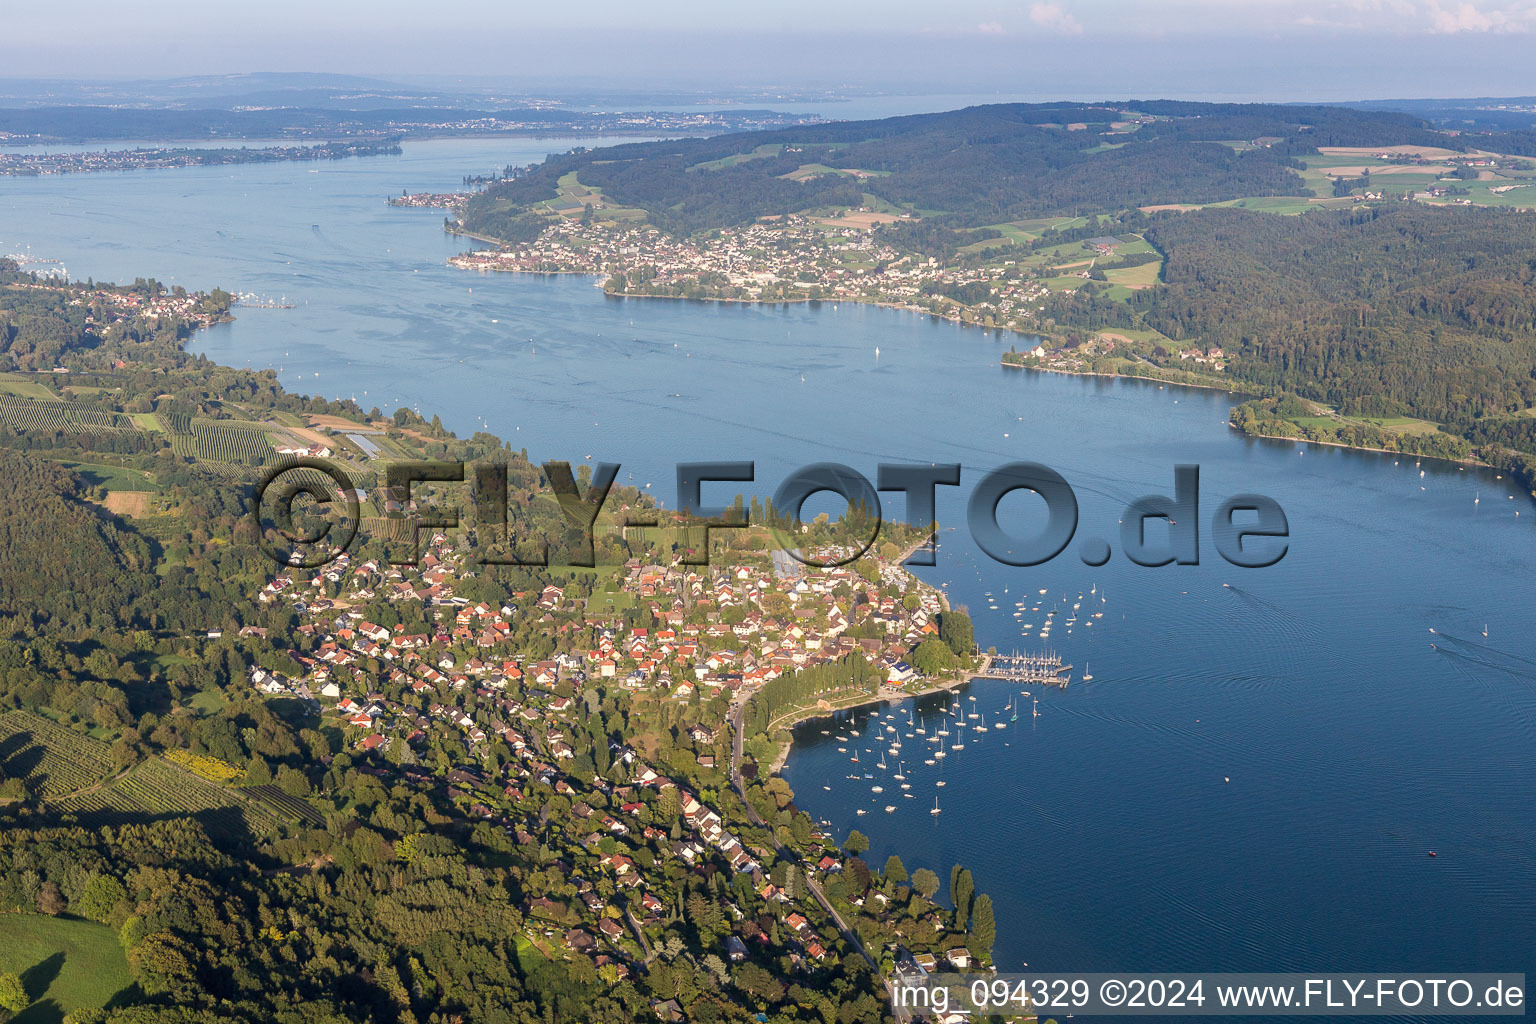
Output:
[0, 258, 1000, 1023]
[431, 100, 1536, 490]
[0, 140, 403, 176]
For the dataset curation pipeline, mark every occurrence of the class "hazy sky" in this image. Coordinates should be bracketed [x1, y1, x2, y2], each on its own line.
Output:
[4, 0, 1536, 100]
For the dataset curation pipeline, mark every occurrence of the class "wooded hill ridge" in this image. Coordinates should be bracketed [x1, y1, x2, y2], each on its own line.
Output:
[464, 100, 1471, 236]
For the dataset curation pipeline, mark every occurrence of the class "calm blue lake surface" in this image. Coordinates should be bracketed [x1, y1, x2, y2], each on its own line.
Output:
[3, 137, 1533, 1000]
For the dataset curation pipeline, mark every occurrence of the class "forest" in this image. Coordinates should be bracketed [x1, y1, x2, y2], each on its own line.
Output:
[462, 101, 1474, 236]
[1138, 204, 1536, 450]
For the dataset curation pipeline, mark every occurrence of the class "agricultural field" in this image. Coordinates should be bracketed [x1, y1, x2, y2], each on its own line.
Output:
[1211, 196, 1325, 214]
[100, 490, 153, 517]
[0, 915, 133, 1022]
[52, 756, 282, 835]
[241, 783, 326, 825]
[361, 432, 418, 460]
[0, 395, 136, 433]
[1420, 181, 1536, 209]
[1103, 261, 1163, 288]
[690, 143, 784, 172]
[50, 460, 159, 492]
[158, 407, 193, 433]
[1040, 273, 1089, 292]
[1097, 327, 1177, 346]
[0, 711, 117, 799]
[0, 373, 59, 400]
[164, 748, 246, 783]
[167, 417, 276, 464]
[1355, 415, 1445, 436]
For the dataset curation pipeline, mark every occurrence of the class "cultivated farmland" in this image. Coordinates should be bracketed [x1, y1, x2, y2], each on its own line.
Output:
[0, 710, 117, 798]
[53, 756, 282, 835]
[0, 394, 136, 433]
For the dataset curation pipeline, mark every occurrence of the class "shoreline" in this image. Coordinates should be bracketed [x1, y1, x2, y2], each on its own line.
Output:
[1232, 423, 1488, 468]
[1006, 358, 1511, 473]
[759, 657, 998, 777]
[440, 229, 1050, 329]
[757, 529, 991, 777]
[443, 244, 1497, 480]
[1003, 358, 1240, 395]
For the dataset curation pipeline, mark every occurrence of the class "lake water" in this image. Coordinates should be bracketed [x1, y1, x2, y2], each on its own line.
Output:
[3, 137, 1533, 1008]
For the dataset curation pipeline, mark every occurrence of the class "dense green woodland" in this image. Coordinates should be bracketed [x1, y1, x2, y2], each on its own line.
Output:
[465, 101, 1464, 235]
[1138, 205, 1536, 452]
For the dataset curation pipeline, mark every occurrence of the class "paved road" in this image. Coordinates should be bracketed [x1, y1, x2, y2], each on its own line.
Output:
[729, 700, 877, 970]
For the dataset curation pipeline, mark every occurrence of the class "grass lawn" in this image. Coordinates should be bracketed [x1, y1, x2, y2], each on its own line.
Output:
[586, 588, 636, 618]
[1110, 236, 1156, 255]
[0, 915, 135, 1023]
[1011, 215, 1092, 234]
[1103, 261, 1163, 287]
[982, 222, 1041, 244]
[1358, 416, 1443, 436]
[1210, 196, 1320, 215]
[956, 234, 1016, 255]
[1424, 185, 1536, 209]
[50, 460, 159, 492]
[1097, 326, 1174, 345]
[690, 143, 783, 172]
[187, 689, 229, 715]
[0, 374, 60, 400]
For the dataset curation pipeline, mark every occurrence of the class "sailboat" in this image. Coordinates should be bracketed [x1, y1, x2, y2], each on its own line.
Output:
[1010, 705, 1018, 722]
[1082, 662, 1094, 682]
[1032, 698, 1040, 719]
[930, 795, 942, 815]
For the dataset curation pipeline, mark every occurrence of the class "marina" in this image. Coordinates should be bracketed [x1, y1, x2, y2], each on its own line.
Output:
[983, 650, 1073, 685]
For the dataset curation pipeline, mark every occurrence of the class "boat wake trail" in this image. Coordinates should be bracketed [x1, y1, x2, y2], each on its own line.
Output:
[1430, 634, 1536, 684]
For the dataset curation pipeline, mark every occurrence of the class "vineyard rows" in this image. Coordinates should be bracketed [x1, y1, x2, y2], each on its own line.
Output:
[159, 408, 193, 433]
[241, 784, 326, 825]
[0, 395, 136, 434]
[53, 757, 281, 834]
[0, 711, 116, 798]
[165, 419, 277, 465]
[189, 419, 275, 465]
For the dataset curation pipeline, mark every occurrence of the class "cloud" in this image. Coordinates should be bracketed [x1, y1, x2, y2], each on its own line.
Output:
[1028, 2, 1084, 34]
[1422, 0, 1533, 31]
[976, 20, 1007, 34]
